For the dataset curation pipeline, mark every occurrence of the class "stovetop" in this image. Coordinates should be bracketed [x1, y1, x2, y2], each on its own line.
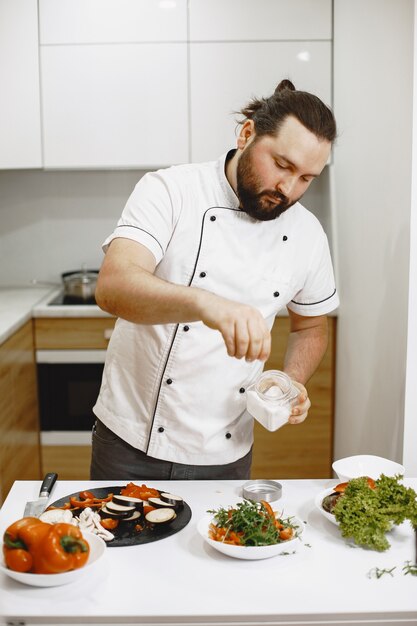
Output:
[48, 292, 97, 306]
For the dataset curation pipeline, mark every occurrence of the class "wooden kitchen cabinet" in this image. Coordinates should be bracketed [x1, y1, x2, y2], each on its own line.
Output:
[35, 316, 335, 480]
[251, 316, 336, 479]
[34, 317, 116, 350]
[0, 321, 42, 505]
[34, 316, 116, 481]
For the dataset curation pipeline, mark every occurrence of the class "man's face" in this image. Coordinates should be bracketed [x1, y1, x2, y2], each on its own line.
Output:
[236, 116, 331, 221]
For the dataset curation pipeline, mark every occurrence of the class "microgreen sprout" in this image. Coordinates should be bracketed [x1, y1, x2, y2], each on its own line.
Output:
[367, 566, 396, 579]
[402, 561, 417, 576]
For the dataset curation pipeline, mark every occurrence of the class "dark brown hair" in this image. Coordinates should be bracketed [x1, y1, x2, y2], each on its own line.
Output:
[239, 79, 337, 142]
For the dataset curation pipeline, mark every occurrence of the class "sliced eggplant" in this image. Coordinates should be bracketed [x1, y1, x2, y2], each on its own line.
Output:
[100, 504, 134, 519]
[148, 497, 175, 509]
[112, 494, 144, 511]
[106, 501, 136, 515]
[145, 508, 176, 524]
[160, 492, 184, 507]
[121, 510, 142, 522]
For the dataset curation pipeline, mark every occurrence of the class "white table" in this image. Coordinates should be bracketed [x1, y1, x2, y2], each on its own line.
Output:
[0, 478, 416, 626]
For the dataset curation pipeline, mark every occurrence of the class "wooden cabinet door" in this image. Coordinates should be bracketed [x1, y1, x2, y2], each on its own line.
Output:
[0, 322, 41, 504]
[34, 317, 116, 350]
[251, 317, 336, 479]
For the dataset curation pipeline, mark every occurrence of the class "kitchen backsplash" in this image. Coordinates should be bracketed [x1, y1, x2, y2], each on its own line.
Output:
[0, 166, 332, 287]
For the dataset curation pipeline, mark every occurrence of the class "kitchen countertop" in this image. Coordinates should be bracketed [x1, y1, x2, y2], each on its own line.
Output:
[0, 286, 56, 344]
[0, 478, 415, 626]
[0, 286, 113, 345]
[1, 286, 337, 347]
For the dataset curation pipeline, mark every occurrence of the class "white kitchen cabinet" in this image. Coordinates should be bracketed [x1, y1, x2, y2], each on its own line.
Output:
[38, 0, 332, 168]
[189, 0, 332, 41]
[39, 0, 187, 44]
[39, 0, 188, 168]
[0, 0, 42, 168]
[190, 41, 332, 162]
[41, 43, 189, 168]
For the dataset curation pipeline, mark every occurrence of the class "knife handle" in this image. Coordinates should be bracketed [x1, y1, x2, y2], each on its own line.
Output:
[39, 472, 58, 497]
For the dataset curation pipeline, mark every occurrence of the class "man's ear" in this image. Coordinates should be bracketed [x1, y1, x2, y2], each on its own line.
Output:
[237, 119, 255, 150]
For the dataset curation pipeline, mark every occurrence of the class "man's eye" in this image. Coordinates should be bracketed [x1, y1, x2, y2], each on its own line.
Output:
[275, 161, 286, 169]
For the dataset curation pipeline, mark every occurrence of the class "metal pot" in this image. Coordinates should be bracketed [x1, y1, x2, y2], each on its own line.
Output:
[61, 268, 98, 300]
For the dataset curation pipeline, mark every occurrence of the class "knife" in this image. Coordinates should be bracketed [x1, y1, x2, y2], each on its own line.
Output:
[23, 472, 58, 517]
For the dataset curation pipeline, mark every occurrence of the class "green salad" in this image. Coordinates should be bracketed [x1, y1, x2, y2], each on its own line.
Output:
[333, 474, 417, 551]
[207, 499, 298, 546]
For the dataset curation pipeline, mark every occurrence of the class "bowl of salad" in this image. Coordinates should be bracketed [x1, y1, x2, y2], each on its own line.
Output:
[197, 499, 304, 560]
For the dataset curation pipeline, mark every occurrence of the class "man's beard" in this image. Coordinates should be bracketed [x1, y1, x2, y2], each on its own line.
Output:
[236, 143, 298, 221]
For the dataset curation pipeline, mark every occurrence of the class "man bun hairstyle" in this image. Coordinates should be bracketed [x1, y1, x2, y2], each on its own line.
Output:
[239, 79, 337, 142]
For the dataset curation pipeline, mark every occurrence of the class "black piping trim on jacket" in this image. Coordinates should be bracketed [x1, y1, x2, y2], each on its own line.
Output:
[291, 288, 337, 306]
[145, 206, 239, 453]
[115, 224, 165, 256]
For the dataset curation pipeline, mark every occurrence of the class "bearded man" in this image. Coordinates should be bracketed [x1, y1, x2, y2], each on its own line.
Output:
[91, 79, 339, 481]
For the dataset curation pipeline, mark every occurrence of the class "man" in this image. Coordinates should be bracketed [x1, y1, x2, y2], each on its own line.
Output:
[91, 79, 339, 481]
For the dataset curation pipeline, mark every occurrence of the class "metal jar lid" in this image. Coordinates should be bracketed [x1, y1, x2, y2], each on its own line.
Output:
[242, 479, 283, 502]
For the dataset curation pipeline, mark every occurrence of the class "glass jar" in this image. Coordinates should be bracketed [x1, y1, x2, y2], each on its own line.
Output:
[246, 370, 300, 432]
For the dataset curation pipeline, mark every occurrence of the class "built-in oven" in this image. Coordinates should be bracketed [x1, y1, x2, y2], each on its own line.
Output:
[37, 349, 105, 444]
[34, 289, 113, 446]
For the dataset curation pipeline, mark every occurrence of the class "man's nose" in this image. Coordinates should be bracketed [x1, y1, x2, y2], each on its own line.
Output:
[276, 174, 296, 197]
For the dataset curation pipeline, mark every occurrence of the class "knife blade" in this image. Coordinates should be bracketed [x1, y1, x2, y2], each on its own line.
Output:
[23, 472, 58, 517]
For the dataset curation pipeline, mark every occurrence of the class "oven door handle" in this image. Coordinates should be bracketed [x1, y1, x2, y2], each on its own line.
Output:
[36, 350, 107, 364]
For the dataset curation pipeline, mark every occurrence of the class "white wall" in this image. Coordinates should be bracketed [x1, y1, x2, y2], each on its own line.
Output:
[403, 0, 417, 475]
[0, 164, 331, 288]
[0, 169, 144, 285]
[333, 0, 413, 464]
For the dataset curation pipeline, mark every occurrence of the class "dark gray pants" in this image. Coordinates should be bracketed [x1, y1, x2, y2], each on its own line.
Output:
[90, 419, 252, 481]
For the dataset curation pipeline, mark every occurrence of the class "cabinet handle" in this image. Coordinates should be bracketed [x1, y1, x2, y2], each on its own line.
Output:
[104, 329, 113, 341]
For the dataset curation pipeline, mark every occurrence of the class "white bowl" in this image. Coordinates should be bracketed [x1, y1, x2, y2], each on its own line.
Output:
[332, 455, 405, 482]
[0, 531, 106, 587]
[197, 514, 304, 560]
[314, 487, 339, 526]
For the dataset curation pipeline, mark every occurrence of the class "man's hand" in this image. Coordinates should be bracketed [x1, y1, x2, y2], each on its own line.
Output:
[97, 238, 271, 362]
[288, 380, 311, 424]
[199, 293, 271, 362]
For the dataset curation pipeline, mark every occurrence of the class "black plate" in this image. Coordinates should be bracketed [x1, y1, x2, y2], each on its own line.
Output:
[49, 485, 192, 548]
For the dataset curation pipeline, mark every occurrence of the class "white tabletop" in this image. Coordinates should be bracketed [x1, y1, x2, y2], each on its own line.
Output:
[0, 478, 416, 626]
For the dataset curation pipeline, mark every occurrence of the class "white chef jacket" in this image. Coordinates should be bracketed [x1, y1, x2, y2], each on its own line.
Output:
[93, 153, 339, 465]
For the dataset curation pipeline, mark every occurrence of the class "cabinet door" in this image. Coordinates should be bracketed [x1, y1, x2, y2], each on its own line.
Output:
[189, 0, 332, 41]
[39, 0, 187, 44]
[251, 317, 336, 479]
[34, 317, 116, 350]
[190, 41, 332, 162]
[0, 322, 41, 504]
[41, 44, 189, 168]
[0, 0, 42, 168]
